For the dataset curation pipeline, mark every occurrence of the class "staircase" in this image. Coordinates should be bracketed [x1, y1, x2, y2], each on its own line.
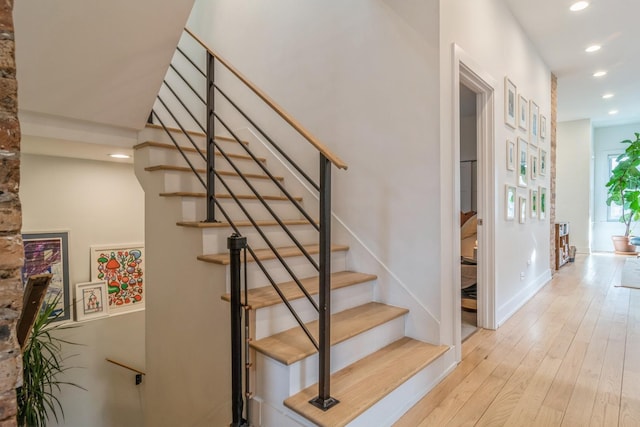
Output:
[134, 124, 448, 426]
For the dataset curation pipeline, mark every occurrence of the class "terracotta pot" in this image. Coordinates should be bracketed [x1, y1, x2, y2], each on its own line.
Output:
[612, 235, 637, 254]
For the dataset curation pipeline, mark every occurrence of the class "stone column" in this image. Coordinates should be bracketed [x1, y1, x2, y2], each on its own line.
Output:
[0, 0, 23, 424]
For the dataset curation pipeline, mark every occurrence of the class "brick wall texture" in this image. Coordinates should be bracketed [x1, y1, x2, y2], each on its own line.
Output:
[550, 73, 558, 272]
[0, 0, 23, 425]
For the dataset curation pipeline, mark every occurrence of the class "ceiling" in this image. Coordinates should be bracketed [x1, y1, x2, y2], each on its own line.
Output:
[505, 0, 640, 128]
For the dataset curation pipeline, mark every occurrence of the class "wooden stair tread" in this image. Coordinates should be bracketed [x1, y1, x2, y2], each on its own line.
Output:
[145, 165, 284, 181]
[133, 141, 265, 163]
[221, 271, 377, 309]
[177, 219, 316, 229]
[159, 192, 302, 202]
[284, 337, 449, 427]
[144, 124, 250, 145]
[198, 243, 348, 266]
[250, 302, 408, 365]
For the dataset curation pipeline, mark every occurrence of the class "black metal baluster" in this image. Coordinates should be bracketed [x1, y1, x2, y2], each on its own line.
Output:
[229, 234, 249, 427]
[206, 52, 217, 222]
[310, 154, 339, 411]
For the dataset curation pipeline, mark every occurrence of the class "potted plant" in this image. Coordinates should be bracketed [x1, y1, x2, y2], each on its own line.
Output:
[17, 294, 83, 426]
[606, 132, 640, 253]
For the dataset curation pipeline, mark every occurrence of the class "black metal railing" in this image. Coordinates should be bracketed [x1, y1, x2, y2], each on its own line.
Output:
[149, 28, 348, 421]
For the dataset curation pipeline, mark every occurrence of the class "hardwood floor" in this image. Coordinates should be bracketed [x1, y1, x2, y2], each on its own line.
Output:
[395, 253, 640, 426]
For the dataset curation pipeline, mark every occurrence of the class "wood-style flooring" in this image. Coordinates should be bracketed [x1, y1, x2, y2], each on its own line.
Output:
[395, 253, 640, 426]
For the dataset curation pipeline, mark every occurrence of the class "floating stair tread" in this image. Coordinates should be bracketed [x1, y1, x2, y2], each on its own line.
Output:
[177, 219, 316, 229]
[284, 337, 449, 427]
[159, 192, 302, 202]
[145, 165, 283, 181]
[197, 243, 349, 266]
[133, 141, 265, 162]
[145, 124, 250, 145]
[221, 271, 377, 309]
[250, 302, 408, 365]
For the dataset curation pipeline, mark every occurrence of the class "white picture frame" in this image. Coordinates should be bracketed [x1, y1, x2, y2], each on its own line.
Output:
[518, 137, 528, 187]
[531, 153, 538, 180]
[530, 100, 539, 146]
[505, 77, 517, 129]
[539, 186, 547, 220]
[519, 197, 527, 224]
[540, 149, 547, 176]
[75, 281, 109, 321]
[506, 185, 516, 221]
[519, 95, 528, 131]
[530, 188, 538, 218]
[540, 114, 547, 140]
[507, 139, 516, 171]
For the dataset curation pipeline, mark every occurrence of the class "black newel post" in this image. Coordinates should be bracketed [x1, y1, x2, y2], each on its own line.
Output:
[228, 233, 249, 427]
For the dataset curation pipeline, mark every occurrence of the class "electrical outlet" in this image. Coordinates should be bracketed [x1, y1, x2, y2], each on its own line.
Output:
[520, 272, 525, 280]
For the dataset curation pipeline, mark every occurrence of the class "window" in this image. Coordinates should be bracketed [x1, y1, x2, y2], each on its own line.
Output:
[608, 154, 623, 221]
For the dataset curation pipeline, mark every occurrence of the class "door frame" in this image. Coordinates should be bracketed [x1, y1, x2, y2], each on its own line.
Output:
[450, 44, 497, 359]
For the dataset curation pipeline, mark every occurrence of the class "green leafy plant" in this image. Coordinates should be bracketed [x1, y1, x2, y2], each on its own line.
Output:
[606, 132, 640, 237]
[17, 294, 83, 427]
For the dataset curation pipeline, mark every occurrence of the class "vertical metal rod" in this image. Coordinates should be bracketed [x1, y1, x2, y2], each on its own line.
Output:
[229, 234, 248, 427]
[309, 154, 339, 411]
[206, 52, 217, 222]
[243, 247, 251, 424]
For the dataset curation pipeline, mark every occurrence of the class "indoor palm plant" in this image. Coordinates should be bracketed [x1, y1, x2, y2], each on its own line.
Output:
[606, 132, 640, 253]
[17, 294, 83, 426]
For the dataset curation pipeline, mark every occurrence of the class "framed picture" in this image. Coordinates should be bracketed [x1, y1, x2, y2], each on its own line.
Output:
[506, 185, 516, 221]
[530, 189, 538, 218]
[531, 153, 538, 180]
[22, 232, 71, 321]
[539, 187, 547, 220]
[530, 101, 539, 146]
[507, 139, 516, 171]
[505, 77, 517, 129]
[540, 149, 547, 176]
[519, 95, 528, 130]
[91, 244, 145, 314]
[518, 137, 528, 187]
[75, 281, 109, 321]
[540, 115, 547, 140]
[519, 197, 527, 224]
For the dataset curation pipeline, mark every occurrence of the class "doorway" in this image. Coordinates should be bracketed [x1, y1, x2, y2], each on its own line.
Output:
[459, 83, 478, 340]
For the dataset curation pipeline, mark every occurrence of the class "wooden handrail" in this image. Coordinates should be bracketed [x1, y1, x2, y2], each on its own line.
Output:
[184, 27, 348, 170]
[106, 358, 146, 376]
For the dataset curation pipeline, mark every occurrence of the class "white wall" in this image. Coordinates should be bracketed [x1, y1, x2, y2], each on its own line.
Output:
[556, 120, 592, 253]
[440, 0, 552, 331]
[592, 122, 640, 251]
[20, 152, 145, 427]
[186, 1, 442, 333]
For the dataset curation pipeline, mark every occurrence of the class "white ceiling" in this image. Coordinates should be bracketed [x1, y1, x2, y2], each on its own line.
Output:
[13, 0, 195, 132]
[505, 0, 640, 127]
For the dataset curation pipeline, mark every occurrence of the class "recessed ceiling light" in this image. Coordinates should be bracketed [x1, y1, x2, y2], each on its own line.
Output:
[109, 153, 131, 159]
[585, 44, 601, 53]
[593, 70, 607, 77]
[609, 110, 619, 115]
[602, 93, 614, 99]
[570, 1, 589, 12]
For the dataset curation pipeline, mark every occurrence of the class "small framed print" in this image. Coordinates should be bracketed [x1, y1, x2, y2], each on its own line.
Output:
[505, 77, 517, 129]
[540, 115, 547, 140]
[75, 281, 109, 321]
[531, 154, 538, 180]
[539, 186, 547, 220]
[530, 188, 538, 218]
[519, 95, 528, 131]
[507, 139, 516, 171]
[506, 185, 516, 221]
[540, 149, 547, 176]
[530, 100, 539, 146]
[519, 197, 527, 224]
[518, 137, 528, 187]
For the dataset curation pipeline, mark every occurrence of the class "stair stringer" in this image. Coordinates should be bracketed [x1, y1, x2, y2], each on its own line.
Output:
[134, 154, 233, 427]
